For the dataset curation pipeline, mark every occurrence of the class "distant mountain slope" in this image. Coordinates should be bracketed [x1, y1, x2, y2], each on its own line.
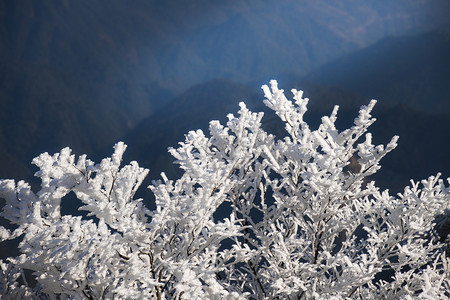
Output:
[370, 104, 450, 192]
[302, 30, 450, 113]
[1, 1, 449, 185]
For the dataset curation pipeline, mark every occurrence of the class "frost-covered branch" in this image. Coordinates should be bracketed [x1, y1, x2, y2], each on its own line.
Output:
[0, 80, 449, 299]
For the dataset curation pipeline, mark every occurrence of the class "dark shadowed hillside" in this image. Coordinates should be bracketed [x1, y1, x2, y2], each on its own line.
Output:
[1, 1, 449, 184]
[370, 104, 450, 192]
[302, 30, 450, 113]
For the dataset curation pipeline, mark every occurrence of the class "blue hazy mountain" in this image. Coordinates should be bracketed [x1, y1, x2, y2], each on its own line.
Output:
[1, 1, 449, 183]
[301, 30, 450, 113]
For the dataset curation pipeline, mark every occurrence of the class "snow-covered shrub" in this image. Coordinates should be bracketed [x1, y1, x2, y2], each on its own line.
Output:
[1, 80, 449, 299]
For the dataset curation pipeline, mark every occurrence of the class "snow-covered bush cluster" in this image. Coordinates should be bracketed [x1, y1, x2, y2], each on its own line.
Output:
[0, 80, 449, 299]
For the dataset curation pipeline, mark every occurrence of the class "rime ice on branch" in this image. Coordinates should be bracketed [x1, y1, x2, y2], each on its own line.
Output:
[0, 80, 449, 299]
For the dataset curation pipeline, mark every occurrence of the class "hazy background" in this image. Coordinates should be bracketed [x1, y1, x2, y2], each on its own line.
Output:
[1, 0, 449, 212]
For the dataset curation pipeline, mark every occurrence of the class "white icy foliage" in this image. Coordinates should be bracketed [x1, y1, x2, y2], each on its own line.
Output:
[0, 80, 449, 299]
